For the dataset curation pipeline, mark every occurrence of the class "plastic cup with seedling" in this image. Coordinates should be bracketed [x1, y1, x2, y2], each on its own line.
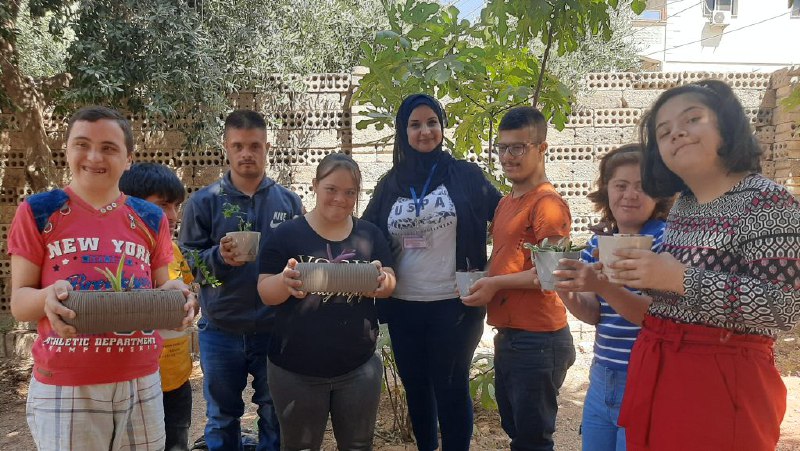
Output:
[455, 257, 487, 298]
[523, 237, 587, 290]
[222, 202, 261, 262]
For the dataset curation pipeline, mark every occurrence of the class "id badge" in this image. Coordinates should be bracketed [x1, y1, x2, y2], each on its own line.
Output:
[403, 234, 429, 249]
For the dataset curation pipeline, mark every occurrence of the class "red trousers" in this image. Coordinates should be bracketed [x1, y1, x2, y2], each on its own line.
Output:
[618, 315, 786, 451]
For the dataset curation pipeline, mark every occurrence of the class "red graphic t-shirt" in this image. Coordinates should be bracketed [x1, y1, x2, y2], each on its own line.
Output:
[7, 188, 173, 386]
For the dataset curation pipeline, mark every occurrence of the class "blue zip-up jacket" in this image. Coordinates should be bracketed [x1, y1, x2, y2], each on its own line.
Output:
[179, 171, 303, 334]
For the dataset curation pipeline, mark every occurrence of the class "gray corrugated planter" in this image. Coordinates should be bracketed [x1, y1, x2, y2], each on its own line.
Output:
[296, 262, 379, 294]
[63, 290, 186, 334]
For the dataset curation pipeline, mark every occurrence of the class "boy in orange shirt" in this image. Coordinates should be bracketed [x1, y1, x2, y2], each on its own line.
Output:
[462, 106, 576, 451]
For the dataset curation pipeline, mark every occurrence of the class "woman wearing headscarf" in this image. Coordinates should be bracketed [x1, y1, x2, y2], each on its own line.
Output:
[362, 94, 502, 450]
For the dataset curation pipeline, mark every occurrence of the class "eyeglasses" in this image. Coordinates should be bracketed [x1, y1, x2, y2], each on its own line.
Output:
[492, 142, 538, 157]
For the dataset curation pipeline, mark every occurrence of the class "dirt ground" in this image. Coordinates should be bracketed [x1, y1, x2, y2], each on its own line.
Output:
[0, 328, 798, 450]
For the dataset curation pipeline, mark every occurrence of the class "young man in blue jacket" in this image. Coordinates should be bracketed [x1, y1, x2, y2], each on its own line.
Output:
[179, 110, 303, 451]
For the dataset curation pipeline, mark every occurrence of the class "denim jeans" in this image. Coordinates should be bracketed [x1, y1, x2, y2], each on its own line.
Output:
[164, 380, 192, 451]
[383, 298, 485, 451]
[198, 318, 280, 451]
[268, 354, 383, 450]
[494, 326, 576, 451]
[581, 363, 628, 451]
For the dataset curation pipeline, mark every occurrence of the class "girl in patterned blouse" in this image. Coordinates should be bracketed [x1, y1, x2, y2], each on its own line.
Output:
[611, 80, 800, 451]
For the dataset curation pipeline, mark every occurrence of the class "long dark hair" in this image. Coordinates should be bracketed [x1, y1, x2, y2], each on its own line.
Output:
[640, 79, 762, 198]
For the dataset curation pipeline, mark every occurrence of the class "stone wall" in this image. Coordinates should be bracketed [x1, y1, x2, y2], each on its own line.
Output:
[0, 69, 798, 334]
[769, 67, 800, 194]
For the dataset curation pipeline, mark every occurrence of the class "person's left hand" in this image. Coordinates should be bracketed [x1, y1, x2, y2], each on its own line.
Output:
[160, 279, 198, 330]
[609, 249, 687, 293]
[460, 276, 497, 307]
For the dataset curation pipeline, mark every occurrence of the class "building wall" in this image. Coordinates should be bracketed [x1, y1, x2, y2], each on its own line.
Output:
[633, 0, 800, 72]
[0, 69, 797, 321]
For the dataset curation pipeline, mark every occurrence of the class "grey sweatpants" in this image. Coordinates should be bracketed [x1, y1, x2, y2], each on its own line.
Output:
[267, 354, 383, 451]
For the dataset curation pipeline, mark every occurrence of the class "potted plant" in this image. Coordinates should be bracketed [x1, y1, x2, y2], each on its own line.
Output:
[596, 234, 654, 284]
[523, 237, 587, 290]
[62, 257, 186, 334]
[455, 258, 486, 297]
[295, 244, 379, 294]
[222, 201, 261, 263]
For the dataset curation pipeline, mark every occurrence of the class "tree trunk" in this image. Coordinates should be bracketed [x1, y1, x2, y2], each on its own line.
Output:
[0, 0, 56, 193]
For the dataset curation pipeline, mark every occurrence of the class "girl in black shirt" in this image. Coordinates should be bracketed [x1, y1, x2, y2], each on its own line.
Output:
[258, 153, 396, 450]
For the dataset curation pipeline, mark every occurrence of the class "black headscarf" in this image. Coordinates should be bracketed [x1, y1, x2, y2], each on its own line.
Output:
[387, 94, 455, 197]
[362, 93, 503, 276]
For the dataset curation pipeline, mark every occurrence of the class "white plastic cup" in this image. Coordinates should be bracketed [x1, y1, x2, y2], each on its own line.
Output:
[225, 231, 261, 262]
[533, 252, 581, 290]
[456, 271, 487, 297]
[596, 234, 654, 284]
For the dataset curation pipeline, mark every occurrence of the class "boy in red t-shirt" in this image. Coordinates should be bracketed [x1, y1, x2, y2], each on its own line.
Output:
[7, 106, 197, 450]
[462, 106, 576, 450]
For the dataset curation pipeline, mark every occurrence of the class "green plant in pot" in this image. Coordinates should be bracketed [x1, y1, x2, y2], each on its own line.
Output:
[523, 237, 586, 290]
[222, 201, 261, 262]
[62, 256, 186, 334]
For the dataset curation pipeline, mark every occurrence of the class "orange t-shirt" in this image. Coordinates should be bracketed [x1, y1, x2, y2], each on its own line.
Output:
[487, 182, 572, 332]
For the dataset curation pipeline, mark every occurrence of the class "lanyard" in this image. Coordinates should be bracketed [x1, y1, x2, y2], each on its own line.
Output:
[410, 163, 438, 218]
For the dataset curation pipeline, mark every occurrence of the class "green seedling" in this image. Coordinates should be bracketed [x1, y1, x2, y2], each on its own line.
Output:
[186, 249, 223, 288]
[95, 256, 134, 292]
[222, 202, 253, 232]
[523, 237, 587, 253]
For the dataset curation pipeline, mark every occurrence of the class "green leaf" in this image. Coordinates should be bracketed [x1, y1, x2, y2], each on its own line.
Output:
[630, 0, 647, 15]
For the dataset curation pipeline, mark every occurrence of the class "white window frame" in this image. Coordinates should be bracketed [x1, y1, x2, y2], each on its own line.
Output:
[703, 0, 738, 17]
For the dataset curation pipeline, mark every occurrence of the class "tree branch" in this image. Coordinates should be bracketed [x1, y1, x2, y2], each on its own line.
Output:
[532, 8, 558, 108]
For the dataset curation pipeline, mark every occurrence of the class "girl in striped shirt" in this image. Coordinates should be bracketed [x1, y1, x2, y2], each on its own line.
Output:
[554, 143, 673, 451]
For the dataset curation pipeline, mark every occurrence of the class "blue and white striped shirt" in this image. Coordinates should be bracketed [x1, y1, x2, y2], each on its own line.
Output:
[582, 219, 666, 371]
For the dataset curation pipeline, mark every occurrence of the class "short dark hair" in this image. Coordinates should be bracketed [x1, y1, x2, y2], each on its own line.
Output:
[587, 143, 673, 232]
[66, 106, 134, 154]
[119, 162, 185, 204]
[498, 106, 548, 142]
[224, 109, 267, 138]
[640, 79, 762, 198]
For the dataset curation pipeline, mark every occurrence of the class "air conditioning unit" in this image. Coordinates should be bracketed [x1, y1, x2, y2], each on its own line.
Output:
[709, 10, 731, 27]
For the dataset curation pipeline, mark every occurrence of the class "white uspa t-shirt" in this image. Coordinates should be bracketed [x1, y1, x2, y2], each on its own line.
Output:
[388, 184, 457, 301]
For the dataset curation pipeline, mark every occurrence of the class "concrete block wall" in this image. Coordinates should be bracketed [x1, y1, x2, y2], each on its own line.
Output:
[1, 69, 798, 341]
[768, 67, 800, 196]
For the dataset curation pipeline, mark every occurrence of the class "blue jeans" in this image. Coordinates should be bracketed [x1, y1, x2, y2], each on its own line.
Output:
[581, 363, 628, 451]
[494, 327, 576, 451]
[198, 319, 280, 451]
[383, 298, 485, 451]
